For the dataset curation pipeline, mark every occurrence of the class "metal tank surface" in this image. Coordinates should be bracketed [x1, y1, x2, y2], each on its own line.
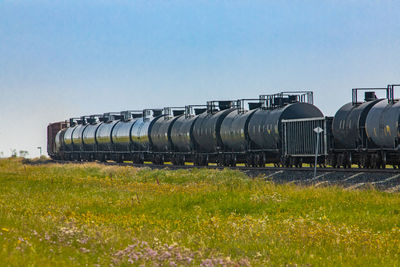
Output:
[82, 123, 101, 151]
[247, 93, 323, 150]
[63, 125, 78, 151]
[366, 100, 400, 149]
[150, 108, 184, 152]
[131, 110, 163, 151]
[220, 103, 259, 152]
[332, 90, 383, 149]
[55, 127, 68, 154]
[192, 101, 236, 153]
[112, 120, 137, 151]
[72, 124, 88, 151]
[170, 107, 206, 152]
[96, 120, 120, 151]
[54, 130, 63, 153]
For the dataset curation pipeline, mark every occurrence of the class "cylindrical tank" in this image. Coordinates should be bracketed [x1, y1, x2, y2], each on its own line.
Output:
[192, 108, 235, 152]
[55, 130, 62, 153]
[170, 115, 199, 152]
[220, 109, 257, 152]
[150, 116, 182, 152]
[63, 125, 78, 151]
[366, 100, 400, 148]
[72, 124, 88, 151]
[332, 99, 382, 149]
[111, 119, 138, 151]
[131, 116, 162, 151]
[95, 120, 119, 151]
[82, 123, 101, 151]
[248, 103, 323, 149]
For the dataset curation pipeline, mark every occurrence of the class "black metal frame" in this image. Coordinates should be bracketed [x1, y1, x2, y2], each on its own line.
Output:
[388, 84, 400, 104]
[206, 100, 237, 114]
[351, 87, 387, 105]
[235, 98, 262, 113]
[120, 110, 143, 121]
[184, 105, 207, 118]
[259, 91, 313, 109]
[162, 107, 185, 120]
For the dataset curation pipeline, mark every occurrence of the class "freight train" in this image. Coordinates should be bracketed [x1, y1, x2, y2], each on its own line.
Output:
[47, 84, 400, 169]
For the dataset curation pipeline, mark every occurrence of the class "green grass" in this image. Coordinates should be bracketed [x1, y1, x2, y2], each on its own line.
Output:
[0, 158, 400, 266]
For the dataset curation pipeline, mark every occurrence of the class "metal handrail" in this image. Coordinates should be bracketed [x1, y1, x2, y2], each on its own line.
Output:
[259, 91, 314, 109]
[351, 87, 387, 105]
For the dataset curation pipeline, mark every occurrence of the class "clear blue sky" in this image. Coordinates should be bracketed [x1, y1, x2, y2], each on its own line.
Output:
[0, 0, 399, 157]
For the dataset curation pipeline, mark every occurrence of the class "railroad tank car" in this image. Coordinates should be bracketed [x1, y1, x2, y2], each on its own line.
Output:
[361, 85, 400, 168]
[72, 122, 88, 152]
[190, 101, 235, 165]
[55, 128, 68, 156]
[82, 121, 100, 152]
[247, 96, 323, 151]
[219, 102, 260, 152]
[111, 121, 132, 151]
[63, 124, 78, 153]
[332, 92, 382, 149]
[170, 107, 206, 153]
[130, 110, 163, 154]
[366, 100, 400, 149]
[149, 109, 184, 153]
[96, 120, 119, 152]
[192, 101, 235, 153]
[111, 111, 142, 152]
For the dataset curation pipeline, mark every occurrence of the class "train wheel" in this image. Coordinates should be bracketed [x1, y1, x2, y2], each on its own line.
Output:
[296, 158, 303, 168]
[202, 155, 208, 166]
[331, 155, 338, 168]
[246, 154, 253, 167]
[216, 155, 223, 167]
[230, 155, 237, 167]
[258, 158, 265, 168]
[223, 155, 229, 167]
[381, 153, 387, 169]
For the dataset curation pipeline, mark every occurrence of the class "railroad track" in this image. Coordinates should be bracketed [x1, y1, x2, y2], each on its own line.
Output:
[27, 159, 400, 192]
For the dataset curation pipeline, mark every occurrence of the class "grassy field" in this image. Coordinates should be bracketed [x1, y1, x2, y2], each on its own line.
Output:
[1, 158, 400, 266]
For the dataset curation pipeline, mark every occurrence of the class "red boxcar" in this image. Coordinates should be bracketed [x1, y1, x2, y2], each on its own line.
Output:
[47, 121, 68, 158]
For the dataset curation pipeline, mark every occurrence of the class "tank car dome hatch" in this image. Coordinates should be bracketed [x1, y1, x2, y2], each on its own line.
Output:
[192, 101, 237, 153]
[150, 107, 185, 152]
[364, 91, 378, 102]
[247, 92, 323, 150]
[248, 102, 262, 110]
[195, 108, 207, 115]
[170, 105, 206, 152]
[332, 87, 387, 149]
